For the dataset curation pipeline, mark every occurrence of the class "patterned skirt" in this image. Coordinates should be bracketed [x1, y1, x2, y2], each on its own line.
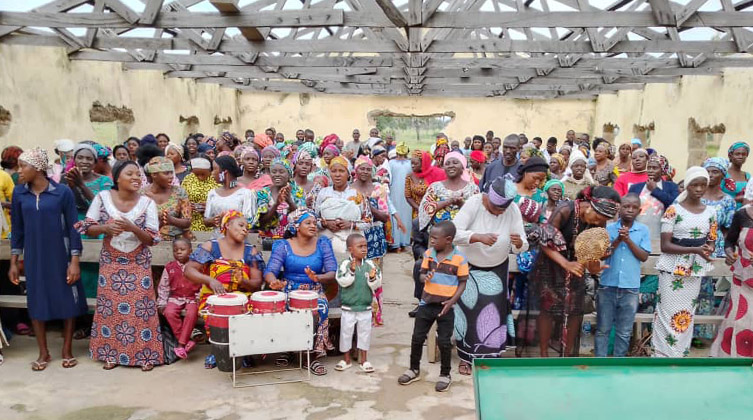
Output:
[651, 272, 701, 357]
[711, 275, 753, 357]
[284, 280, 333, 355]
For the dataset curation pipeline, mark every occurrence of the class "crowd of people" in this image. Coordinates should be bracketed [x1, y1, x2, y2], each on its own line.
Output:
[0, 128, 752, 392]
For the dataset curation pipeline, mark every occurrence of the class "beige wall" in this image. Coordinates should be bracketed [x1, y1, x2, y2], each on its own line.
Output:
[2, 44, 753, 176]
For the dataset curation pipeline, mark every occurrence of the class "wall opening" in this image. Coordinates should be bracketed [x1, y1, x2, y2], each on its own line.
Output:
[179, 115, 200, 139]
[214, 115, 232, 132]
[633, 122, 655, 147]
[0, 105, 10, 138]
[367, 110, 455, 147]
[601, 123, 619, 144]
[89, 101, 134, 146]
[687, 117, 725, 168]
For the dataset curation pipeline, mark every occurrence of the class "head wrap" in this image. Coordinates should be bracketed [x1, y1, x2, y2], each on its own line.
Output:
[54, 139, 75, 153]
[145, 156, 175, 174]
[204, 137, 217, 148]
[319, 134, 339, 156]
[587, 157, 597, 168]
[433, 143, 450, 162]
[270, 157, 292, 177]
[329, 155, 350, 170]
[73, 143, 97, 159]
[436, 136, 449, 147]
[444, 151, 470, 182]
[568, 149, 588, 167]
[703, 157, 729, 177]
[141, 134, 157, 146]
[676, 166, 710, 203]
[355, 155, 374, 169]
[292, 149, 313, 165]
[19, 147, 49, 172]
[658, 155, 674, 178]
[254, 134, 273, 149]
[395, 142, 409, 156]
[190, 157, 211, 170]
[728, 142, 750, 155]
[646, 148, 657, 157]
[165, 142, 184, 158]
[488, 177, 513, 208]
[550, 153, 566, 170]
[414, 150, 447, 185]
[470, 150, 486, 163]
[372, 146, 387, 157]
[220, 210, 245, 235]
[298, 141, 318, 159]
[544, 179, 565, 192]
[261, 145, 281, 158]
[388, 149, 397, 159]
[631, 138, 642, 147]
[241, 147, 259, 160]
[518, 156, 549, 175]
[93, 143, 111, 159]
[197, 143, 213, 154]
[323, 144, 340, 157]
[2, 146, 23, 168]
[287, 208, 316, 236]
[581, 186, 620, 219]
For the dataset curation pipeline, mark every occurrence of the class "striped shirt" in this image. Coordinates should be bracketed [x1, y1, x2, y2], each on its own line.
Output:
[420, 246, 469, 304]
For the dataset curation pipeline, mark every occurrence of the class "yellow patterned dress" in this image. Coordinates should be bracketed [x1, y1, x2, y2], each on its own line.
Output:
[181, 173, 219, 232]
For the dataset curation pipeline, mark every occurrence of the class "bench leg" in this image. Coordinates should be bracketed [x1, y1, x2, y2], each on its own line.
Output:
[427, 323, 438, 363]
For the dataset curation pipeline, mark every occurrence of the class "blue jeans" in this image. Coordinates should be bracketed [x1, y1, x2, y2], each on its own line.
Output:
[595, 286, 639, 357]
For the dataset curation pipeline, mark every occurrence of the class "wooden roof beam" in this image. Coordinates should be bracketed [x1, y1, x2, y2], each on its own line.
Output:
[210, 0, 264, 41]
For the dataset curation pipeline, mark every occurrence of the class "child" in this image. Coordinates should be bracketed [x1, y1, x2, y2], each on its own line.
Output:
[158, 238, 201, 359]
[334, 233, 382, 373]
[595, 193, 651, 357]
[398, 221, 468, 392]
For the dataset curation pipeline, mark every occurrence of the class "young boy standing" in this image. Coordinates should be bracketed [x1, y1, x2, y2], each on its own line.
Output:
[595, 193, 651, 357]
[398, 221, 468, 392]
[335, 234, 382, 373]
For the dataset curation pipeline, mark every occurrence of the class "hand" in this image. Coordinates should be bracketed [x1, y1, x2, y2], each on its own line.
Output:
[350, 259, 357, 273]
[369, 267, 377, 280]
[475, 233, 499, 246]
[423, 270, 435, 284]
[397, 218, 407, 234]
[8, 262, 19, 286]
[564, 261, 585, 277]
[160, 209, 170, 227]
[305, 266, 320, 283]
[213, 214, 222, 228]
[510, 234, 523, 249]
[585, 261, 609, 275]
[439, 299, 455, 317]
[113, 218, 137, 234]
[697, 244, 714, 262]
[269, 279, 286, 290]
[66, 262, 80, 285]
[279, 185, 291, 205]
[618, 227, 630, 241]
[646, 178, 657, 191]
[103, 222, 124, 237]
[209, 279, 226, 295]
[65, 167, 82, 187]
[452, 196, 465, 206]
[192, 202, 206, 213]
[725, 249, 739, 266]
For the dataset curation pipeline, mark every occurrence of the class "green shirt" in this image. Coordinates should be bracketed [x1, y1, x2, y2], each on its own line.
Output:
[336, 258, 381, 312]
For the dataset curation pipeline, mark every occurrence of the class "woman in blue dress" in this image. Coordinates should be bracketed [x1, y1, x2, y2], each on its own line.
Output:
[722, 142, 750, 209]
[264, 208, 338, 376]
[9, 147, 87, 371]
[388, 142, 413, 252]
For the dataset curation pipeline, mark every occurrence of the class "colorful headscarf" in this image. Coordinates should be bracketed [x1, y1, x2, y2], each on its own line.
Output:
[292, 149, 313, 165]
[395, 142, 409, 156]
[433, 143, 450, 162]
[354, 155, 374, 169]
[729, 142, 750, 155]
[145, 156, 175, 174]
[544, 179, 565, 192]
[323, 144, 340, 157]
[165, 142, 184, 158]
[550, 153, 566, 170]
[93, 143, 111, 159]
[261, 145, 281, 158]
[445, 151, 470, 182]
[319, 134, 339, 156]
[658, 154, 675, 178]
[703, 157, 730, 177]
[220, 210, 245, 235]
[254, 134, 273, 149]
[270, 157, 292, 177]
[287, 208, 316, 236]
[414, 150, 447, 185]
[581, 186, 620, 219]
[371, 146, 387, 157]
[329, 155, 350, 170]
[204, 137, 217, 148]
[631, 138, 643, 147]
[436, 136, 449, 147]
[241, 147, 259, 160]
[298, 141, 318, 159]
[470, 150, 486, 163]
[19, 147, 49, 172]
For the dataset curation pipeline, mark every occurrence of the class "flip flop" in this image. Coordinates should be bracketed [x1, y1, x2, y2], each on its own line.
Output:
[16, 323, 32, 336]
[31, 358, 50, 372]
[102, 361, 118, 370]
[141, 363, 154, 372]
[334, 360, 352, 371]
[62, 358, 78, 369]
[173, 347, 188, 359]
[359, 361, 374, 373]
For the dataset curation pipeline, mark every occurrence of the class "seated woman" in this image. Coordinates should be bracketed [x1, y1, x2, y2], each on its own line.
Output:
[184, 210, 265, 369]
[264, 208, 338, 376]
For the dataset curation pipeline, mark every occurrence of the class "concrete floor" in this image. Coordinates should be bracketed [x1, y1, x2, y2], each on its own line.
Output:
[0, 253, 477, 420]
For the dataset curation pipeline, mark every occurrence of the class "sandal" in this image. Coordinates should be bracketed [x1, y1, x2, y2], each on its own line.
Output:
[458, 362, 472, 376]
[102, 361, 117, 370]
[16, 323, 32, 336]
[334, 360, 352, 371]
[174, 347, 188, 360]
[73, 327, 90, 340]
[141, 363, 154, 372]
[62, 358, 78, 369]
[306, 359, 327, 376]
[31, 357, 50, 372]
[359, 361, 374, 373]
[275, 353, 293, 368]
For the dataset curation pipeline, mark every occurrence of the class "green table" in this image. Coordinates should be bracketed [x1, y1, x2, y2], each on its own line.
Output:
[473, 357, 753, 420]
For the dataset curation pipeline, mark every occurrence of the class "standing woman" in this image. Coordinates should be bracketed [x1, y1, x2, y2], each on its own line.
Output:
[543, 179, 565, 222]
[652, 167, 717, 357]
[525, 186, 620, 357]
[405, 151, 437, 220]
[1, 146, 23, 185]
[77, 160, 164, 370]
[723, 142, 750, 208]
[238, 148, 269, 191]
[204, 155, 256, 233]
[593, 142, 617, 186]
[292, 150, 315, 196]
[254, 158, 305, 246]
[418, 151, 478, 231]
[452, 178, 528, 374]
[389, 143, 413, 252]
[142, 157, 192, 240]
[165, 143, 189, 183]
[614, 143, 632, 175]
[183, 137, 200, 162]
[613, 148, 649, 196]
[562, 150, 595, 200]
[469, 150, 486, 186]
[93, 144, 113, 179]
[628, 156, 679, 244]
[181, 157, 218, 233]
[372, 146, 391, 184]
[113, 145, 130, 163]
[260, 146, 280, 178]
[9, 148, 86, 370]
[125, 137, 140, 161]
[548, 153, 566, 180]
[264, 208, 337, 375]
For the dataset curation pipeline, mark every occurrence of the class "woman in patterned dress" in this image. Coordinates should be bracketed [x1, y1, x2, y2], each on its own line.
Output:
[142, 157, 192, 241]
[255, 158, 305, 247]
[418, 151, 478, 231]
[722, 142, 750, 208]
[78, 161, 164, 371]
[181, 157, 218, 233]
[652, 167, 718, 357]
[405, 151, 432, 219]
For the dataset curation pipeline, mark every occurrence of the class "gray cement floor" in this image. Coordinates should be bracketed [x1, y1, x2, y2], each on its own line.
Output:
[0, 253, 477, 420]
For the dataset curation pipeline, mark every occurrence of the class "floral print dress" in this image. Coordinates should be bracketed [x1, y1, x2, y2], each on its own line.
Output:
[405, 175, 428, 219]
[418, 181, 479, 231]
[652, 204, 718, 357]
[78, 191, 164, 367]
[254, 183, 306, 239]
[181, 173, 219, 232]
[143, 185, 192, 240]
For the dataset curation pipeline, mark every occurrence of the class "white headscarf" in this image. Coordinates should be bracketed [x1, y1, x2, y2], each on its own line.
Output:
[563, 149, 595, 184]
[676, 166, 709, 203]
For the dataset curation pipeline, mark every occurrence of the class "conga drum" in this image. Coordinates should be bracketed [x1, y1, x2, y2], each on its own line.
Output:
[205, 293, 248, 372]
[250, 291, 287, 314]
[288, 290, 319, 311]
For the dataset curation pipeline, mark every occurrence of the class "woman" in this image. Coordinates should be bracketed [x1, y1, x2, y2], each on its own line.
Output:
[434, 141, 450, 168]
[9, 148, 86, 371]
[181, 157, 217, 233]
[418, 151, 479, 231]
[524, 186, 620, 357]
[549, 153, 566, 180]
[389, 142, 413, 252]
[292, 150, 315, 196]
[471, 136, 484, 152]
[113, 145, 130, 162]
[406, 151, 441, 220]
[255, 158, 305, 245]
[264, 208, 337, 375]
[92, 144, 113, 179]
[165, 143, 189, 183]
[183, 137, 200, 162]
[2, 146, 23, 185]
[543, 179, 565, 222]
[559, 145, 572, 167]
[315, 143, 339, 182]
[204, 156, 256, 234]
[593, 142, 617, 186]
[714, 205, 753, 356]
[723, 142, 750, 208]
[156, 133, 170, 152]
[238, 148, 269, 192]
[482, 143, 494, 161]
[562, 150, 595, 200]
[372, 146, 391, 184]
[184, 210, 264, 368]
[260, 146, 280, 177]
[142, 157, 191, 240]
[469, 150, 486, 186]
[628, 155, 680, 243]
[613, 148, 649, 196]
[78, 160, 164, 370]
[613, 143, 632, 175]
[125, 137, 140, 161]
[453, 177, 528, 374]
[652, 167, 717, 357]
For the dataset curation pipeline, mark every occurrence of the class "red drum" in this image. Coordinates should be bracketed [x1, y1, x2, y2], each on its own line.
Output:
[250, 291, 287, 314]
[205, 293, 248, 329]
[288, 290, 319, 311]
